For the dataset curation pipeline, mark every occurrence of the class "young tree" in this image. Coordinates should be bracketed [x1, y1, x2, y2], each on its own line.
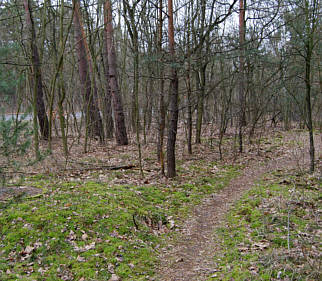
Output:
[283, 0, 320, 172]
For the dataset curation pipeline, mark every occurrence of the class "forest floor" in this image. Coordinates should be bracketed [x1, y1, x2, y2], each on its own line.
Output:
[0, 126, 321, 280]
[156, 131, 321, 281]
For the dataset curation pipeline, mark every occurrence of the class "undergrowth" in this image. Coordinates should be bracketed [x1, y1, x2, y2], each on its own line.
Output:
[208, 169, 321, 281]
[0, 163, 239, 280]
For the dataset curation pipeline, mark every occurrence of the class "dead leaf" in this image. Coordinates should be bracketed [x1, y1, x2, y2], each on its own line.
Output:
[109, 273, 120, 281]
[84, 242, 95, 251]
[107, 263, 115, 273]
[76, 255, 85, 262]
[24, 245, 35, 254]
[253, 241, 269, 250]
[238, 246, 249, 252]
[68, 230, 76, 241]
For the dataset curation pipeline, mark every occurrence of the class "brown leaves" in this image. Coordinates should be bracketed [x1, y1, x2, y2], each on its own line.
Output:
[237, 240, 270, 253]
[21, 242, 43, 257]
[109, 273, 121, 281]
[253, 241, 270, 250]
[74, 242, 96, 253]
[23, 245, 34, 255]
[76, 255, 85, 262]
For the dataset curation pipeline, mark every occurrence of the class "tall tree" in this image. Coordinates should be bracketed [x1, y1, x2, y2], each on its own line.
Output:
[166, 0, 179, 178]
[23, 0, 49, 142]
[238, 0, 246, 153]
[157, 0, 166, 172]
[303, 0, 317, 172]
[283, 0, 320, 172]
[194, 0, 207, 144]
[101, 29, 114, 139]
[73, 0, 104, 143]
[184, 0, 193, 154]
[104, 0, 128, 145]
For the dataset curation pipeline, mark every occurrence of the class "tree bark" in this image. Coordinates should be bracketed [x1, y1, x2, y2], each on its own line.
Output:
[157, 0, 166, 174]
[104, 0, 128, 145]
[122, 0, 143, 174]
[23, 0, 49, 141]
[167, 0, 179, 178]
[304, 0, 315, 172]
[73, 0, 104, 143]
[186, 65, 193, 155]
[185, 2, 192, 154]
[102, 10, 114, 139]
[195, 65, 206, 144]
[238, 0, 247, 153]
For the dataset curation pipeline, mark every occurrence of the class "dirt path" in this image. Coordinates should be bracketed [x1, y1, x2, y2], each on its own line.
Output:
[156, 133, 321, 281]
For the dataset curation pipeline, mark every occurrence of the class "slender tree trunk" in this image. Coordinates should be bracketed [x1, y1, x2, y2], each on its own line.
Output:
[185, 2, 192, 154]
[157, 0, 166, 175]
[167, 0, 179, 178]
[238, 0, 246, 153]
[186, 68, 193, 155]
[122, 0, 143, 175]
[101, 31, 114, 139]
[304, 0, 315, 172]
[195, 65, 206, 144]
[194, 0, 207, 145]
[57, 0, 68, 156]
[104, 0, 128, 145]
[23, 0, 49, 141]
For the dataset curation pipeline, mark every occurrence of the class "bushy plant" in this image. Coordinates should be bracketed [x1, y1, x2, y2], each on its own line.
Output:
[0, 110, 32, 186]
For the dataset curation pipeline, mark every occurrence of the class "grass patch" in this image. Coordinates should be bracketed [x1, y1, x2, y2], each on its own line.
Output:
[208, 170, 321, 280]
[0, 164, 240, 280]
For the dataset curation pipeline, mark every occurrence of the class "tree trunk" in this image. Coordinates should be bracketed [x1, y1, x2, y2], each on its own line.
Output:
[102, 13, 114, 139]
[157, 0, 165, 174]
[186, 69, 193, 155]
[104, 0, 128, 145]
[238, 0, 246, 153]
[57, 0, 68, 156]
[185, 2, 192, 154]
[122, 0, 143, 175]
[304, 0, 315, 172]
[73, 0, 104, 143]
[195, 65, 206, 144]
[23, 0, 49, 141]
[167, 0, 179, 178]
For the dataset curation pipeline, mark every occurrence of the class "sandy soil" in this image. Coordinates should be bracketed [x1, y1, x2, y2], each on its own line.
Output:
[155, 132, 321, 281]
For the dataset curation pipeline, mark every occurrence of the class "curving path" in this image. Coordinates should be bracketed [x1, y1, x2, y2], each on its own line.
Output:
[156, 133, 321, 281]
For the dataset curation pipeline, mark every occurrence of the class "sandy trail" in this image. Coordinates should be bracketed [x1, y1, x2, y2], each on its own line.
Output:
[156, 132, 321, 281]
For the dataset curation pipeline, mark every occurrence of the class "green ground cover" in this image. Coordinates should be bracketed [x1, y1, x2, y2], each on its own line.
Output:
[0, 164, 239, 280]
[208, 170, 321, 281]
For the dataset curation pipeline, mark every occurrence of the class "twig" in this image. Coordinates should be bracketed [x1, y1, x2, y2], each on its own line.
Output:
[133, 214, 139, 230]
[64, 164, 136, 172]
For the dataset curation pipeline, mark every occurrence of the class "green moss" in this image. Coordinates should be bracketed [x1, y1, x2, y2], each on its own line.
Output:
[0, 158, 243, 280]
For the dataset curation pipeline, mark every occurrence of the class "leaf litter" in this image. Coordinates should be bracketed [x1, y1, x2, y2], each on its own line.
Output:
[0, 128, 320, 280]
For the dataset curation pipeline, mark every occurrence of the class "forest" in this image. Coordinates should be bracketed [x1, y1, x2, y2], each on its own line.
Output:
[0, 0, 321, 280]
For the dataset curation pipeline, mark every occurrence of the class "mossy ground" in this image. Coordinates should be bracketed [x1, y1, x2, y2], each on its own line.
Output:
[0, 162, 239, 280]
[208, 170, 321, 281]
